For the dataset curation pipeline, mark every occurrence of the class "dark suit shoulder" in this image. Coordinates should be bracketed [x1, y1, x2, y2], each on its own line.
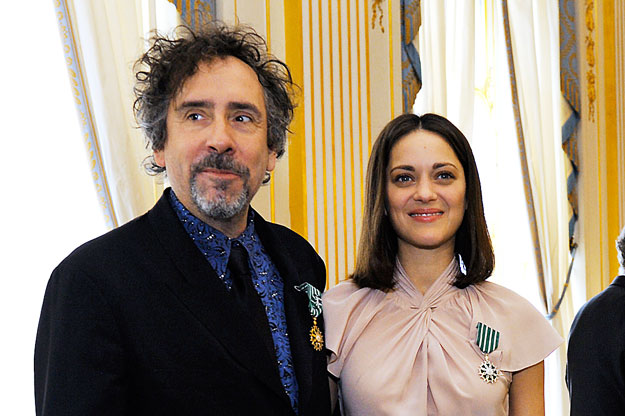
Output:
[568, 275, 625, 415]
[256, 219, 326, 290]
[573, 278, 625, 325]
[263, 221, 318, 254]
[54, 212, 154, 277]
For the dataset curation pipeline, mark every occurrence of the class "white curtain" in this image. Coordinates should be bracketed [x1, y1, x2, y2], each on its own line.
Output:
[416, 1, 570, 414]
[416, 0, 475, 131]
[506, 1, 571, 413]
[66, 0, 178, 225]
[416, 1, 543, 311]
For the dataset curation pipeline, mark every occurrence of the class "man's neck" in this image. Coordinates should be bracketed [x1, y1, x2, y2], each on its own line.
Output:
[168, 189, 251, 238]
[200, 210, 249, 238]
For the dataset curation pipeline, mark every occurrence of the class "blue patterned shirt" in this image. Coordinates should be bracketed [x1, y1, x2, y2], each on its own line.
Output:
[168, 191, 299, 412]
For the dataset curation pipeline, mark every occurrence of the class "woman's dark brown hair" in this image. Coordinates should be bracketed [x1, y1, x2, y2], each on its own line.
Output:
[352, 113, 494, 290]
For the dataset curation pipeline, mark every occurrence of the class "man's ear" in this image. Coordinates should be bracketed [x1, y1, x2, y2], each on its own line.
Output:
[266, 151, 277, 172]
[154, 149, 166, 168]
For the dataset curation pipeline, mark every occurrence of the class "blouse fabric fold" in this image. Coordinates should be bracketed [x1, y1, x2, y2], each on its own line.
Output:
[323, 259, 562, 415]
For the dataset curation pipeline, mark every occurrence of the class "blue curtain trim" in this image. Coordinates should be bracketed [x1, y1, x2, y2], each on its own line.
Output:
[562, 111, 580, 169]
[169, 0, 216, 28]
[401, 0, 422, 113]
[559, 0, 580, 113]
[559, 0, 579, 245]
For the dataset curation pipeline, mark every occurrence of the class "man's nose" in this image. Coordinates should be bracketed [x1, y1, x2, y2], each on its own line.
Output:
[205, 117, 235, 154]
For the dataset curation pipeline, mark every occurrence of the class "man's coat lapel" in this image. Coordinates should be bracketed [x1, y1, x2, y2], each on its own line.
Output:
[147, 193, 290, 405]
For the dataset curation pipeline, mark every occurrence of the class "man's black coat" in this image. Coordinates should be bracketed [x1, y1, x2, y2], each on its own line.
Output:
[35, 190, 330, 415]
[567, 275, 625, 415]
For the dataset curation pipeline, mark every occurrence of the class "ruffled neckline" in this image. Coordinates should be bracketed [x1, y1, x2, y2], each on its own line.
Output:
[392, 257, 460, 309]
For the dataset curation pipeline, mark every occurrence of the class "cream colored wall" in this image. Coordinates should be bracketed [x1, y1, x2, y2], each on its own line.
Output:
[576, 0, 625, 303]
[216, 0, 403, 287]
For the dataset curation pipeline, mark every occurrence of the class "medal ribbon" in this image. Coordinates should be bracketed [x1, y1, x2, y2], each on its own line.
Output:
[294, 283, 324, 351]
[294, 283, 322, 317]
[476, 322, 500, 354]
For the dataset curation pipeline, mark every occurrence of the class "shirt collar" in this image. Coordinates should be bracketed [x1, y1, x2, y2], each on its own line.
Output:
[167, 189, 260, 288]
[168, 189, 256, 243]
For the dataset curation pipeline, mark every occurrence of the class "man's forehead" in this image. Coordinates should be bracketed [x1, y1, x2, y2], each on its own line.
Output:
[170, 56, 265, 108]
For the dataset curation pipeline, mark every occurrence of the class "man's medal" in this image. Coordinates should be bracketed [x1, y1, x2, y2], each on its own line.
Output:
[294, 283, 324, 351]
[476, 322, 502, 384]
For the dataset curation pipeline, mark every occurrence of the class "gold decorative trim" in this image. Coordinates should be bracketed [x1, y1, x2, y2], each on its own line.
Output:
[388, 0, 395, 118]
[337, 1, 350, 283]
[285, 0, 308, 237]
[265, 0, 276, 223]
[306, 0, 319, 246]
[372, 0, 385, 32]
[327, 0, 340, 286]
[585, 0, 596, 122]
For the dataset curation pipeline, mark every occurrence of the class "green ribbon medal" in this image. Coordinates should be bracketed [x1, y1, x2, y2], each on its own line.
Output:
[294, 283, 324, 351]
[476, 322, 502, 384]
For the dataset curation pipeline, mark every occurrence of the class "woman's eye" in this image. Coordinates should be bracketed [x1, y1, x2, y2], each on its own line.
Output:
[437, 171, 455, 180]
[395, 174, 412, 183]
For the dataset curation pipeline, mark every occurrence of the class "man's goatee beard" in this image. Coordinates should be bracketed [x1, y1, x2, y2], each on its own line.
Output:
[189, 153, 251, 220]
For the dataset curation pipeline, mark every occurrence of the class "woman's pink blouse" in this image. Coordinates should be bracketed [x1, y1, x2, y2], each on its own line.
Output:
[323, 260, 562, 415]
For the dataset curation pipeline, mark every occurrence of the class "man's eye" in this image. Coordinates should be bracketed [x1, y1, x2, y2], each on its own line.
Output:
[234, 114, 253, 122]
[187, 113, 204, 121]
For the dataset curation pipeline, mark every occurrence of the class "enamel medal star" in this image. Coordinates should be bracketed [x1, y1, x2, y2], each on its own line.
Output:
[476, 322, 502, 384]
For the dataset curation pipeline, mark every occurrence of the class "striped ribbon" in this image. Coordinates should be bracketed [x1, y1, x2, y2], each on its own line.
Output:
[476, 322, 500, 354]
[294, 282, 322, 318]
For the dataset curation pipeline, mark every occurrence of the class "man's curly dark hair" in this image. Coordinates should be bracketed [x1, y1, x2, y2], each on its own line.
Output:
[133, 22, 295, 174]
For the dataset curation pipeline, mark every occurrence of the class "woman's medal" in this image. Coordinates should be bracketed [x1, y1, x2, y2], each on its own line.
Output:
[476, 322, 502, 384]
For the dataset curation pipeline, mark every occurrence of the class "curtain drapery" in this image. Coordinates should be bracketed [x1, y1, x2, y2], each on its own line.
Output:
[54, 0, 117, 228]
[416, 0, 475, 132]
[56, 0, 177, 226]
[503, 0, 571, 413]
[401, 0, 422, 113]
[416, 1, 570, 413]
[559, 0, 580, 243]
[167, 0, 215, 27]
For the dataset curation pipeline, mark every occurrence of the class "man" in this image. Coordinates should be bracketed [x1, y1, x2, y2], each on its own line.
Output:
[35, 23, 330, 415]
[567, 226, 625, 415]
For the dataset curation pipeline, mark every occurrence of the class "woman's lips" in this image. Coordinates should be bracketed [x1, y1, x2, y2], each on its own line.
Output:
[409, 210, 443, 222]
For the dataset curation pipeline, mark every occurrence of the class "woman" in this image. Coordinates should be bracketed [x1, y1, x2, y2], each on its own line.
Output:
[323, 113, 562, 415]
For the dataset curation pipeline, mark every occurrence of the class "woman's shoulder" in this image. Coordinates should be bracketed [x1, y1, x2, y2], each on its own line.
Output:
[468, 281, 550, 329]
[468, 280, 563, 371]
[323, 280, 387, 316]
[323, 280, 390, 377]
[472, 280, 535, 305]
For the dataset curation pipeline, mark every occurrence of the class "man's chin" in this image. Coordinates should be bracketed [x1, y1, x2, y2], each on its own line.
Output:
[192, 191, 249, 220]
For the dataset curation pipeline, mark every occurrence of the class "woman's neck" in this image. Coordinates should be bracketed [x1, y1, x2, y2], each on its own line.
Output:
[397, 241, 455, 295]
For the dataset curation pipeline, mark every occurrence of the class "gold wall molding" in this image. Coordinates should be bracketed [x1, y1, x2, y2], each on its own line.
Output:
[585, 0, 596, 122]
[372, 0, 385, 32]
[618, 1, 625, 229]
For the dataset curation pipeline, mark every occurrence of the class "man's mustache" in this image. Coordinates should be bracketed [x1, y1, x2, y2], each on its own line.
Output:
[191, 153, 250, 179]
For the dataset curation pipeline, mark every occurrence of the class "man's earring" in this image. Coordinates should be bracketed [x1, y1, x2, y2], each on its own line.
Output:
[262, 171, 271, 185]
